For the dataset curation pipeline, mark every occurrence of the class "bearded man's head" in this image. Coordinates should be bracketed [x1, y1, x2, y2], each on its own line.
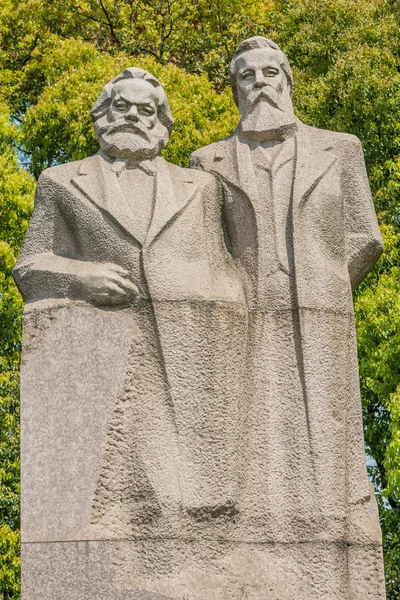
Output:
[230, 37, 297, 141]
[91, 68, 174, 163]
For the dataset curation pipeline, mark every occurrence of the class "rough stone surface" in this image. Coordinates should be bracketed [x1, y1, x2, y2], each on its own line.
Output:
[15, 52, 386, 599]
[22, 540, 385, 600]
[189, 36, 386, 598]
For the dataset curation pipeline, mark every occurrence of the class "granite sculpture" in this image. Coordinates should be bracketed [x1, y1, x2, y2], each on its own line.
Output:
[190, 36, 386, 599]
[15, 67, 249, 599]
[15, 42, 385, 599]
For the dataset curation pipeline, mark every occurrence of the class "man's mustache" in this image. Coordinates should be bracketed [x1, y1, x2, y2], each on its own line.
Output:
[100, 120, 150, 140]
[248, 88, 284, 112]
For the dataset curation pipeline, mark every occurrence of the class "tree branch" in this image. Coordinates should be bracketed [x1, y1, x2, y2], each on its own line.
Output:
[98, 0, 120, 46]
[159, 0, 174, 61]
[19, 33, 41, 68]
[16, 145, 32, 156]
[134, 45, 160, 59]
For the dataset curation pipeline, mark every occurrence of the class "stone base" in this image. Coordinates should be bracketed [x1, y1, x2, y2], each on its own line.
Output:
[22, 539, 385, 600]
[20, 303, 386, 599]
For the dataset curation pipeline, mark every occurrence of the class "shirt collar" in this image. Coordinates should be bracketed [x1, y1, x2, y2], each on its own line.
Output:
[98, 151, 157, 176]
[110, 158, 157, 176]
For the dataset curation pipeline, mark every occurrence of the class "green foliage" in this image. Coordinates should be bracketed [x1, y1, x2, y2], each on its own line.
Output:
[0, 0, 275, 113]
[0, 0, 398, 598]
[0, 102, 34, 600]
[0, 525, 19, 599]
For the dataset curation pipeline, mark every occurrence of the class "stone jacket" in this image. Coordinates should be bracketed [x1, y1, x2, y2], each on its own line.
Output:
[14, 153, 248, 518]
[190, 121, 383, 311]
[13, 153, 245, 307]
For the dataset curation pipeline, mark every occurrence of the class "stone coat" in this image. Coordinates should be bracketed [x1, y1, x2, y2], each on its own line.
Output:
[14, 153, 248, 539]
[190, 121, 386, 599]
[191, 122, 383, 308]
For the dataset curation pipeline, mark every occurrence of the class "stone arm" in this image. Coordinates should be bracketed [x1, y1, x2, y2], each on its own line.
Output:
[198, 173, 246, 305]
[202, 174, 233, 267]
[190, 154, 251, 301]
[190, 151, 233, 252]
[13, 172, 136, 305]
[342, 136, 383, 289]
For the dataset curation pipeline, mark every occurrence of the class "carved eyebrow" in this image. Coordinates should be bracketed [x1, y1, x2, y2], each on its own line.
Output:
[239, 62, 280, 71]
[113, 94, 156, 105]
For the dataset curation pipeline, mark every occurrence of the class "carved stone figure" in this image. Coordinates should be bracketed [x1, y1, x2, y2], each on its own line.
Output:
[16, 47, 386, 599]
[15, 68, 249, 599]
[190, 36, 386, 599]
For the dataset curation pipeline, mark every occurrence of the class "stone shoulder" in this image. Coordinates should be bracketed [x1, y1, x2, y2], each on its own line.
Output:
[301, 123, 362, 152]
[167, 159, 218, 188]
[190, 134, 234, 167]
[37, 158, 86, 187]
[38, 155, 219, 190]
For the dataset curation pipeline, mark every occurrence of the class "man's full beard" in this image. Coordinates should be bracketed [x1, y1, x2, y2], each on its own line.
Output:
[239, 87, 297, 141]
[95, 119, 169, 163]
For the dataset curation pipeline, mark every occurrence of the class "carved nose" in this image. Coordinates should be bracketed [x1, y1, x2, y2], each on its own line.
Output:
[125, 106, 139, 121]
[254, 79, 267, 88]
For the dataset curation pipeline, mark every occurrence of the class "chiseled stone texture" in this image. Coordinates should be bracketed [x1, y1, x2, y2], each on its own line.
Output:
[188, 36, 386, 598]
[22, 539, 385, 600]
[16, 53, 386, 598]
[21, 299, 248, 546]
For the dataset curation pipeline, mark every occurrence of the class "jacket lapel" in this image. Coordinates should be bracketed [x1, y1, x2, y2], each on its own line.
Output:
[71, 154, 146, 244]
[211, 131, 259, 206]
[272, 136, 296, 175]
[145, 157, 198, 247]
[293, 125, 337, 210]
[211, 124, 337, 211]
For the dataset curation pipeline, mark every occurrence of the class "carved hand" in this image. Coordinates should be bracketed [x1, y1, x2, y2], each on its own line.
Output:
[77, 262, 139, 306]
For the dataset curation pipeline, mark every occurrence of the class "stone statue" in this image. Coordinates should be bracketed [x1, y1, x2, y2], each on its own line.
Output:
[14, 68, 249, 599]
[15, 47, 385, 599]
[190, 36, 386, 599]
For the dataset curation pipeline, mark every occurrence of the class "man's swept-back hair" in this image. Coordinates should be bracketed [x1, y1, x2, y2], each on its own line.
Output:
[230, 37, 293, 105]
[91, 67, 174, 134]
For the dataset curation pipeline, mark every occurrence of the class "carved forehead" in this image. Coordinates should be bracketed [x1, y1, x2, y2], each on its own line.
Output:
[111, 79, 159, 104]
[234, 48, 283, 73]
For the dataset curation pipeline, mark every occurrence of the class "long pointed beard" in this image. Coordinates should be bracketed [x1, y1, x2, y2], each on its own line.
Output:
[240, 92, 297, 141]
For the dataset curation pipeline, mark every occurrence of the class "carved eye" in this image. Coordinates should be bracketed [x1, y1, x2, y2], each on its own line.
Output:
[113, 100, 129, 112]
[138, 105, 155, 116]
[240, 70, 254, 81]
[263, 67, 280, 77]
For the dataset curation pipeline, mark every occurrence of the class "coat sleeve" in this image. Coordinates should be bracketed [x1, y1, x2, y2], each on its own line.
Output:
[13, 172, 87, 303]
[201, 173, 246, 305]
[342, 136, 383, 289]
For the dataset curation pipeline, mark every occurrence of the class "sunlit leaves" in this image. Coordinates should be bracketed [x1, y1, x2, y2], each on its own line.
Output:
[0, 100, 34, 600]
[0, 525, 19, 598]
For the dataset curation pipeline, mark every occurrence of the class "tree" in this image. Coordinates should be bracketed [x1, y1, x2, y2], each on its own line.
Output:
[0, 103, 34, 600]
